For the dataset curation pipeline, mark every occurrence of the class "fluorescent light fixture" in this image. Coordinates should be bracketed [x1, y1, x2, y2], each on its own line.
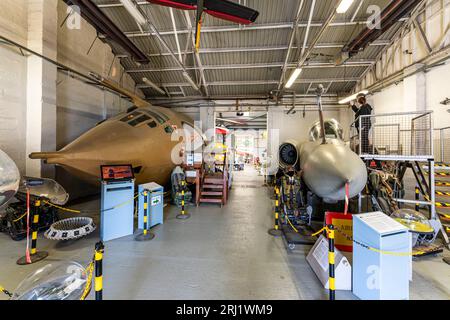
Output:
[336, 0, 355, 14]
[183, 72, 200, 91]
[285, 68, 303, 89]
[142, 77, 165, 95]
[120, 0, 147, 26]
[338, 90, 369, 105]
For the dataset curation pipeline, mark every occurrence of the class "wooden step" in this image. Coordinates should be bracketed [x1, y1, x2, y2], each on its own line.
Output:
[202, 184, 223, 189]
[201, 191, 223, 196]
[199, 197, 223, 204]
[204, 178, 223, 184]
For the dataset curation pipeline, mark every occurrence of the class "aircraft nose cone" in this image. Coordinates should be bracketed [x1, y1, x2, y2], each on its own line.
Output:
[302, 143, 367, 202]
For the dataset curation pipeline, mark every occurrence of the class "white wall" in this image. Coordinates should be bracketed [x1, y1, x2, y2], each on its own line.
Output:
[0, 0, 28, 46]
[369, 82, 404, 115]
[369, 60, 450, 130]
[426, 61, 450, 129]
[0, 46, 28, 174]
[268, 108, 350, 144]
[0, 1, 29, 174]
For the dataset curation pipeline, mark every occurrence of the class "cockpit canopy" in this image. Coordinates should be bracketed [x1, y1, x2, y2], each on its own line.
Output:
[309, 119, 344, 142]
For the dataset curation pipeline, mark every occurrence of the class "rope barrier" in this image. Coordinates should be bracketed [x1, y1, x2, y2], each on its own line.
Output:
[312, 225, 423, 257]
[334, 225, 424, 256]
[80, 261, 94, 301]
[42, 191, 165, 215]
[12, 212, 28, 223]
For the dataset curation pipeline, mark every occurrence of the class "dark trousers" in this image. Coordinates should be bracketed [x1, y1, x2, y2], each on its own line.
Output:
[356, 125, 371, 154]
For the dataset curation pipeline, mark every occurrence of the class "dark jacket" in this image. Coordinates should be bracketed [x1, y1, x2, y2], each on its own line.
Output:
[352, 103, 373, 130]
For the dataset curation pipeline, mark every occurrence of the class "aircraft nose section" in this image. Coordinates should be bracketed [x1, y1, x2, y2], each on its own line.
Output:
[302, 143, 367, 202]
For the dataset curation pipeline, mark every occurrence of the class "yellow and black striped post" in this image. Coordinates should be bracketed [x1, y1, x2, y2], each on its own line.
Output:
[415, 187, 420, 212]
[177, 180, 191, 220]
[17, 199, 48, 265]
[0, 285, 12, 298]
[328, 225, 336, 301]
[269, 186, 282, 237]
[94, 241, 104, 301]
[135, 191, 155, 241]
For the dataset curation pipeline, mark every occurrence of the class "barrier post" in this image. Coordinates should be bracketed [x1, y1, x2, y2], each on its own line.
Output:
[177, 180, 191, 220]
[415, 186, 420, 211]
[269, 186, 282, 237]
[95, 241, 104, 301]
[17, 199, 49, 265]
[135, 191, 155, 241]
[0, 285, 12, 298]
[328, 224, 336, 301]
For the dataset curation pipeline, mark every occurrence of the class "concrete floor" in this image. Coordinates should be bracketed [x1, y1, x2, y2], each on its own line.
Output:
[1, 166, 450, 300]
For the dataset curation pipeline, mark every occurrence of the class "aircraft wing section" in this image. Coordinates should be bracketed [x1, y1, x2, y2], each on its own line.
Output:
[147, 0, 259, 24]
[147, 0, 197, 10]
[203, 0, 259, 24]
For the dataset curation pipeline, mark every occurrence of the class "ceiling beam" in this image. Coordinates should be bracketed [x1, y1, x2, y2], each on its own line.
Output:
[115, 41, 389, 58]
[126, 60, 374, 73]
[137, 78, 359, 88]
[119, 20, 369, 38]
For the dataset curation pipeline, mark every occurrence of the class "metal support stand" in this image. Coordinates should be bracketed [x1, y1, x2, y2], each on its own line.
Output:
[17, 199, 48, 265]
[268, 186, 282, 237]
[135, 191, 155, 241]
[177, 180, 191, 220]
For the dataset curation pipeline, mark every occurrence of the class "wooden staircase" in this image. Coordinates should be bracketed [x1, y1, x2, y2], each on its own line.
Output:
[199, 173, 226, 206]
[196, 151, 230, 207]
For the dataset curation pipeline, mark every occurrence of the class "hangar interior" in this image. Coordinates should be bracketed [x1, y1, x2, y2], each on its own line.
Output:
[0, 0, 450, 300]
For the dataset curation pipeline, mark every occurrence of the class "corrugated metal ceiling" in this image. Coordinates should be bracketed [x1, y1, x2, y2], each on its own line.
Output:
[91, 0, 405, 99]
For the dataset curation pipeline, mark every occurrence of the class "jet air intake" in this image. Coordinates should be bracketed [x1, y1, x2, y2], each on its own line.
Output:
[279, 140, 299, 169]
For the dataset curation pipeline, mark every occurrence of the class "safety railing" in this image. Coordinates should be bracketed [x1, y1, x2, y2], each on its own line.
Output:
[434, 127, 450, 163]
[350, 111, 434, 160]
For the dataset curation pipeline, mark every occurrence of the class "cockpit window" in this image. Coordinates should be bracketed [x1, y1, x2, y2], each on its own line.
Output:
[120, 111, 141, 123]
[141, 110, 166, 124]
[129, 115, 150, 127]
[147, 121, 157, 128]
[164, 126, 174, 134]
[158, 111, 169, 122]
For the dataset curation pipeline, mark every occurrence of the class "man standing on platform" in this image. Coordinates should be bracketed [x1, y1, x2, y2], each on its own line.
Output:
[351, 94, 373, 154]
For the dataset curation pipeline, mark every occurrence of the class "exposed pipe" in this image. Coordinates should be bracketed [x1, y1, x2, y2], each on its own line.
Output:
[63, 0, 150, 64]
[344, 0, 422, 55]
[277, 0, 305, 91]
